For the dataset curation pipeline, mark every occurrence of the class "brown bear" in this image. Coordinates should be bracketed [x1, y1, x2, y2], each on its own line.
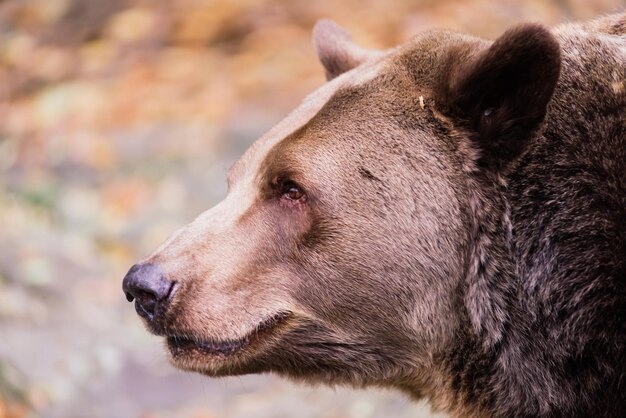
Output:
[123, 13, 625, 418]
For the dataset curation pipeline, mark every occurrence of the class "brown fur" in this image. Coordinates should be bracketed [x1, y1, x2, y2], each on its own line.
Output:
[124, 13, 626, 417]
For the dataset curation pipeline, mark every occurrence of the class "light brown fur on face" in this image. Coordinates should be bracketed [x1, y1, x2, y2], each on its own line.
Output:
[124, 13, 626, 418]
[138, 48, 403, 376]
[137, 29, 472, 385]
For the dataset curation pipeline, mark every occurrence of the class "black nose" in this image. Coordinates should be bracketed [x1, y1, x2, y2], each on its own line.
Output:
[122, 263, 175, 322]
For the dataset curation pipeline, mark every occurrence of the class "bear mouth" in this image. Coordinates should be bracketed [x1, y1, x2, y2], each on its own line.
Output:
[166, 311, 292, 358]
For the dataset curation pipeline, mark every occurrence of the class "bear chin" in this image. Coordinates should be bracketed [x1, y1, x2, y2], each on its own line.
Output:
[163, 311, 293, 376]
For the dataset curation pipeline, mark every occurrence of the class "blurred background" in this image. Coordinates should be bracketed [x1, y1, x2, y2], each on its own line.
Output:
[0, 0, 623, 417]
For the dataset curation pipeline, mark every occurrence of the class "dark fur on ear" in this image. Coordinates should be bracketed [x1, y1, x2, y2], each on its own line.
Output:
[438, 24, 562, 170]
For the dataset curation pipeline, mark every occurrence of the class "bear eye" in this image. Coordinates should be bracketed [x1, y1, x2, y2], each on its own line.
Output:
[280, 181, 305, 201]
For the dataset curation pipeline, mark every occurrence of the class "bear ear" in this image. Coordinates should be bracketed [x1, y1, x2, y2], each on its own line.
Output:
[438, 24, 561, 170]
[313, 19, 382, 81]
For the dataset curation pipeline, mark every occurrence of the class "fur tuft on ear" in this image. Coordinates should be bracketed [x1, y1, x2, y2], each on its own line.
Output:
[313, 19, 381, 81]
[438, 24, 562, 169]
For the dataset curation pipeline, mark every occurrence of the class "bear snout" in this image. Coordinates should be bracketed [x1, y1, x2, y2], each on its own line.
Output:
[122, 262, 177, 324]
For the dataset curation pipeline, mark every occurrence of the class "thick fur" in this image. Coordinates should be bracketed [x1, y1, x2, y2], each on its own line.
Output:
[439, 16, 625, 416]
[127, 13, 626, 418]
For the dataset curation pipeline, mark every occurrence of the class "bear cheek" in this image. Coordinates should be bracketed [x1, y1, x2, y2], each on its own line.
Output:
[265, 196, 315, 253]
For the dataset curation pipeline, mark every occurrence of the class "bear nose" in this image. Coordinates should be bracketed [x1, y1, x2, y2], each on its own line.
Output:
[122, 263, 175, 322]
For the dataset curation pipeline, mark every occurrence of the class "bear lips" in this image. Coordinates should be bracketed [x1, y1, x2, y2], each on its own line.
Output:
[166, 311, 292, 357]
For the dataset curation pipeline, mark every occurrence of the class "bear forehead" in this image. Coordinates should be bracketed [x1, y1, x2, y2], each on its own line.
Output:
[227, 56, 389, 187]
[227, 28, 483, 189]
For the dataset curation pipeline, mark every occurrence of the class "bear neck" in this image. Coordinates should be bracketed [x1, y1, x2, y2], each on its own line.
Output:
[445, 167, 521, 416]
[422, 156, 539, 417]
